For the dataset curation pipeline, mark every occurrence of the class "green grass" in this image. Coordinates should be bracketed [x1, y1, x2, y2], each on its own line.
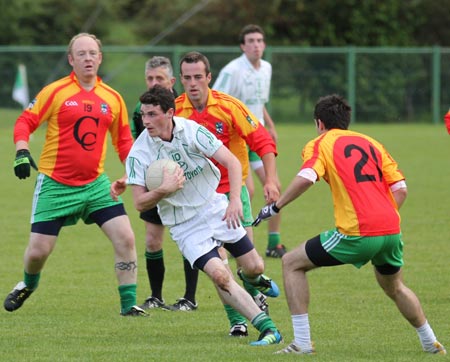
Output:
[1, 108, 449, 361]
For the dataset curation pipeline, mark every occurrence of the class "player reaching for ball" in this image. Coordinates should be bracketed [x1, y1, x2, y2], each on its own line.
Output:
[252, 94, 446, 355]
[115, 85, 283, 346]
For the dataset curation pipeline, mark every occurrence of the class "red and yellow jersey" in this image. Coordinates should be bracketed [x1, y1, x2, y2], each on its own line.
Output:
[175, 89, 277, 193]
[301, 129, 405, 236]
[14, 72, 133, 186]
[444, 109, 450, 134]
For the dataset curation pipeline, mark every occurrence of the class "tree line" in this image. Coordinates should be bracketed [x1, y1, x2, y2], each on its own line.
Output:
[2, 0, 450, 47]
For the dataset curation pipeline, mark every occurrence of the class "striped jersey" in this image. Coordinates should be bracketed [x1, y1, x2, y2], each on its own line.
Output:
[301, 129, 405, 236]
[213, 54, 271, 125]
[13, 72, 132, 186]
[126, 116, 223, 226]
[175, 88, 276, 193]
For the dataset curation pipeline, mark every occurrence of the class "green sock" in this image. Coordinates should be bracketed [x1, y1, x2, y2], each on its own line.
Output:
[224, 304, 246, 327]
[240, 272, 261, 286]
[251, 311, 276, 333]
[145, 249, 163, 260]
[242, 282, 259, 297]
[267, 232, 281, 249]
[118, 284, 137, 314]
[24, 271, 40, 290]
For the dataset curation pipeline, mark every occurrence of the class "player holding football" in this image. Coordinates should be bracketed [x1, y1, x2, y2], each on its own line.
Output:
[129, 56, 199, 312]
[213, 24, 286, 258]
[4, 33, 145, 317]
[253, 94, 446, 355]
[122, 85, 283, 346]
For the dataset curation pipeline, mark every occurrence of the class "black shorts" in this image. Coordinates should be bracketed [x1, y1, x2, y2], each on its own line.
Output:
[194, 234, 254, 271]
[305, 235, 344, 267]
[139, 207, 162, 225]
[31, 204, 127, 235]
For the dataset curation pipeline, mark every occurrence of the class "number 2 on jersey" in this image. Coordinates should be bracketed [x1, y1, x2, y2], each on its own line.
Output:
[344, 144, 382, 183]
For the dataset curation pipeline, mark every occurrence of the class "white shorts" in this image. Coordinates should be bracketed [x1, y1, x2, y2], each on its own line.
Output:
[168, 193, 247, 267]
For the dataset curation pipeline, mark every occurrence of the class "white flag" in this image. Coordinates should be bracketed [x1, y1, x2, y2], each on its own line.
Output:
[12, 64, 29, 109]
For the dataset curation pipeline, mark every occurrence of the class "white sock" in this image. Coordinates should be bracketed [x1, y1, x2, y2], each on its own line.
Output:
[292, 314, 313, 351]
[416, 321, 437, 350]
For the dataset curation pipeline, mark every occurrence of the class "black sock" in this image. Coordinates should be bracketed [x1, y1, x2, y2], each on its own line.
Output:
[183, 257, 199, 303]
[145, 250, 165, 301]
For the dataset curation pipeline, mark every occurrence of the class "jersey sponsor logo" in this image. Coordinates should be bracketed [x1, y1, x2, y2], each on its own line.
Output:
[184, 165, 203, 181]
[73, 116, 100, 151]
[171, 153, 188, 172]
[170, 152, 203, 182]
[65, 100, 78, 106]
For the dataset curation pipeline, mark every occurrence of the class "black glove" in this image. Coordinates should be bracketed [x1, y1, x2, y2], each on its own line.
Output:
[252, 202, 280, 227]
[14, 149, 38, 179]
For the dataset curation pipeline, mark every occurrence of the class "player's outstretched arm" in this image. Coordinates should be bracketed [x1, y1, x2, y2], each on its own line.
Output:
[253, 175, 313, 227]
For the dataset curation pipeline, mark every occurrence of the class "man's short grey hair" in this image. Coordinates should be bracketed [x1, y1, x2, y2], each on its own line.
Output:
[145, 56, 174, 77]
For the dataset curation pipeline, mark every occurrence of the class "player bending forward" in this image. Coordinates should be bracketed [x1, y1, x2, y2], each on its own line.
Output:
[253, 94, 446, 355]
[112, 85, 282, 346]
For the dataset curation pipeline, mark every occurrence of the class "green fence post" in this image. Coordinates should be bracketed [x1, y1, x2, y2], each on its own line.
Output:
[347, 47, 356, 123]
[265, 47, 273, 115]
[432, 46, 441, 124]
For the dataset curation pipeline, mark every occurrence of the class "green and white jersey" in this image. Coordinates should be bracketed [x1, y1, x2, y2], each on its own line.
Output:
[213, 54, 271, 125]
[126, 116, 223, 226]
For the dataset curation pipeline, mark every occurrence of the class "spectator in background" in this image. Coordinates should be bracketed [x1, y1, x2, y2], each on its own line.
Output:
[213, 24, 286, 258]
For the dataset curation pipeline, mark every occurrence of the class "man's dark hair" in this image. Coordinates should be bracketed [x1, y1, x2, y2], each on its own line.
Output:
[239, 24, 264, 44]
[314, 94, 352, 130]
[179, 51, 211, 75]
[139, 85, 175, 113]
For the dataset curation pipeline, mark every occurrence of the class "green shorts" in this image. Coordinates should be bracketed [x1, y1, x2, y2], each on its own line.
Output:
[31, 173, 124, 226]
[225, 185, 254, 227]
[308, 228, 404, 269]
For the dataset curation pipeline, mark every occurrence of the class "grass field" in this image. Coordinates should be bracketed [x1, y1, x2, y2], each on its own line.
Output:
[0, 108, 449, 362]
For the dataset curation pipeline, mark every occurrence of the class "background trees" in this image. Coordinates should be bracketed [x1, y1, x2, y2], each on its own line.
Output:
[2, 0, 450, 123]
[2, 0, 450, 47]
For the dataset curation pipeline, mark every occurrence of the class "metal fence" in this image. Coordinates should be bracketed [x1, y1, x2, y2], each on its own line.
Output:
[2, 45, 450, 124]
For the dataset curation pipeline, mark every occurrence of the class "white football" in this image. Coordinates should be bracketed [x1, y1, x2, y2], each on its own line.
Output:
[145, 159, 180, 191]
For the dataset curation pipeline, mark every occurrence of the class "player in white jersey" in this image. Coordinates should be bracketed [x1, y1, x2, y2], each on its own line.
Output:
[213, 24, 286, 258]
[118, 85, 283, 346]
[128, 115, 222, 226]
[213, 53, 271, 124]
